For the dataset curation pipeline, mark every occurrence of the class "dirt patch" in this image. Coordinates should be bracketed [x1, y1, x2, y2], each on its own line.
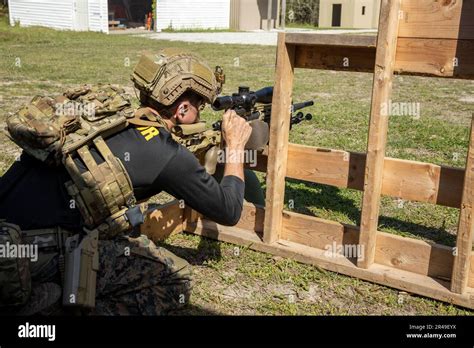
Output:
[459, 96, 474, 103]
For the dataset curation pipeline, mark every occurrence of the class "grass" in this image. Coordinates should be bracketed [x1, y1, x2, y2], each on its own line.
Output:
[0, 14, 474, 315]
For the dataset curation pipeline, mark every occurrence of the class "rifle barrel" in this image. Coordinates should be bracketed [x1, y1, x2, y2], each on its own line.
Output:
[292, 101, 314, 112]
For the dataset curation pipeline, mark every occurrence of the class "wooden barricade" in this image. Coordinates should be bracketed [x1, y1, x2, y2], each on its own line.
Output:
[143, 0, 474, 309]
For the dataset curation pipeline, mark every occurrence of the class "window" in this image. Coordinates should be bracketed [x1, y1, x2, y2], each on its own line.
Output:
[362, 6, 366, 15]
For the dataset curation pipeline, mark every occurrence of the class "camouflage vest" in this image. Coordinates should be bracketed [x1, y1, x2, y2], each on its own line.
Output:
[170, 122, 221, 174]
[5, 84, 163, 239]
[5, 84, 221, 239]
[3, 84, 222, 310]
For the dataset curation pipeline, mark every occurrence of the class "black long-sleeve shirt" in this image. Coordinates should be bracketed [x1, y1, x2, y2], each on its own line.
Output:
[0, 125, 244, 230]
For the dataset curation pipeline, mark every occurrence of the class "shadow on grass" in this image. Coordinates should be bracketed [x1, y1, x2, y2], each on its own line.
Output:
[157, 235, 223, 266]
[284, 179, 456, 246]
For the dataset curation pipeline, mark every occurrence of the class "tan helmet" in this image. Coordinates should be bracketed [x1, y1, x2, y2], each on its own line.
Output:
[131, 48, 225, 107]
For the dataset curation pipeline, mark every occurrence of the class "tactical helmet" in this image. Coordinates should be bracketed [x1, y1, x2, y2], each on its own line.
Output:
[131, 48, 225, 107]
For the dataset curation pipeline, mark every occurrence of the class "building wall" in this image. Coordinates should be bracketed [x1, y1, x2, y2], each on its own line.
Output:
[319, 0, 380, 29]
[8, 0, 108, 32]
[9, 0, 75, 30]
[371, 0, 381, 28]
[155, 0, 230, 30]
[87, 0, 108, 33]
[352, 0, 378, 28]
[319, 0, 355, 28]
[230, 0, 278, 31]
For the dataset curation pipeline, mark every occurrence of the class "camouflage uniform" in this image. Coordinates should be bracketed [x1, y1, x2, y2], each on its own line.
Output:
[7, 234, 192, 316]
[93, 235, 192, 315]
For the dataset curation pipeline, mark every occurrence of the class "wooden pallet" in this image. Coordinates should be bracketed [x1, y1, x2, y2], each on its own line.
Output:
[141, 0, 474, 309]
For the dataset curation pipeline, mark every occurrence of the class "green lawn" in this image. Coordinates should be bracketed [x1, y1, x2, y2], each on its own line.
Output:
[1, 14, 474, 315]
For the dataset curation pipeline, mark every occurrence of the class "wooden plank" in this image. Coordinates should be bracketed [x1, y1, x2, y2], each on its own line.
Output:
[184, 202, 474, 286]
[381, 157, 464, 208]
[358, 0, 401, 268]
[280, 209, 455, 281]
[140, 201, 184, 242]
[293, 38, 474, 78]
[251, 144, 464, 208]
[294, 44, 376, 73]
[286, 145, 366, 190]
[185, 217, 474, 309]
[395, 38, 474, 78]
[263, 32, 295, 244]
[451, 117, 474, 294]
[285, 33, 377, 47]
[399, 0, 474, 40]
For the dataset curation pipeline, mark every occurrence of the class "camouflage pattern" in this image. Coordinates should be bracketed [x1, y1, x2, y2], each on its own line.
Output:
[5, 84, 141, 240]
[170, 122, 221, 175]
[6, 84, 134, 165]
[0, 221, 32, 307]
[62, 139, 140, 237]
[131, 49, 224, 107]
[6, 84, 161, 241]
[11, 234, 192, 315]
[14, 282, 62, 316]
[92, 234, 192, 315]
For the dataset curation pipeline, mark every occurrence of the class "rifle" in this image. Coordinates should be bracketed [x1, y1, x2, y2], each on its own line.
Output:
[210, 86, 313, 131]
[172, 86, 314, 174]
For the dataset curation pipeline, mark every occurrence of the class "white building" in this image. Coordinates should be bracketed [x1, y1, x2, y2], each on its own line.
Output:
[319, 0, 381, 29]
[7, 0, 233, 34]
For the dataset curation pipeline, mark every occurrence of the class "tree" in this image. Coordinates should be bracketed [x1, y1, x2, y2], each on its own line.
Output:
[287, 0, 320, 26]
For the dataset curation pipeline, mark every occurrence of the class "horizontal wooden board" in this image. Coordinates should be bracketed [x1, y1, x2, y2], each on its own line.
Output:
[285, 33, 377, 47]
[286, 145, 366, 191]
[279, 209, 458, 282]
[185, 214, 474, 309]
[395, 38, 474, 78]
[250, 144, 464, 208]
[399, 0, 474, 40]
[381, 157, 464, 208]
[294, 44, 376, 73]
[290, 36, 474, 78]
[183, 204, 469, 285]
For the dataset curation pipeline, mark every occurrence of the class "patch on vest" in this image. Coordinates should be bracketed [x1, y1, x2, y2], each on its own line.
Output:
[137, 126, 160, 141]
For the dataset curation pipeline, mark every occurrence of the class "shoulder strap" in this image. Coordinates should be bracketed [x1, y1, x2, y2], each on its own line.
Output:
[128, 107, 169, 129]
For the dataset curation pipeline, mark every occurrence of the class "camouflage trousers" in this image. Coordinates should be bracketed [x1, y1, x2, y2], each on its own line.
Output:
[92, 235, 193, 315]
[28, 234, 192, 316]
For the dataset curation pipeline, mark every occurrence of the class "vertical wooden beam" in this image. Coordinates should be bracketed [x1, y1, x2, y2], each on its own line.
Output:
[263, 32, 295, 244]
[357, 0, 401, 268]
[451, 116, 474, 294]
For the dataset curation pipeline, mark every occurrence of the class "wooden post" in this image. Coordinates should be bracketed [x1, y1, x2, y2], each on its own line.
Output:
[451, 116, 474, 294]
[357, 0, 401, 268]
[263, 32, 295, 244]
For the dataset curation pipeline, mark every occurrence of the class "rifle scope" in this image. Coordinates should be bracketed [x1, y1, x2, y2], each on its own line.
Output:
[212, 86, 274, 111]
